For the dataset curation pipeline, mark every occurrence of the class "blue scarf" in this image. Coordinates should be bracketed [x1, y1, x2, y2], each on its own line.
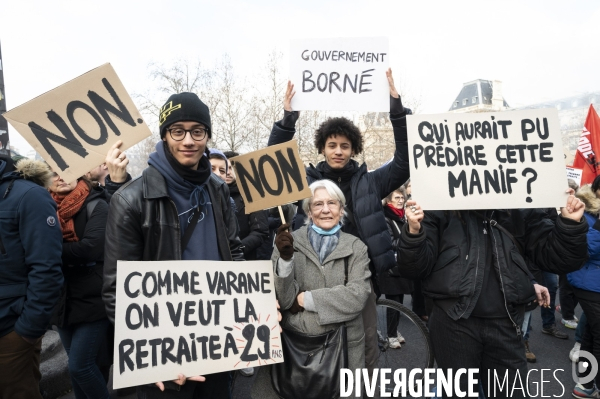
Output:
[148, 142, 210, 211]
[308, 223, 341, 264]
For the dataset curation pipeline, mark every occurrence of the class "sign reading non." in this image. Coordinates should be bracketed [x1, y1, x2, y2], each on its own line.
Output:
[408, 108, 567, 210]
[290, 37, 389, 112]
[230, 140, 311, 213]
[113, 260, 282, 390]
[3, 63, 151, 183]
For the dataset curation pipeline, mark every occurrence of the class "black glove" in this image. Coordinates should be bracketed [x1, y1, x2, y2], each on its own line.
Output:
[275, 223, 295, 260]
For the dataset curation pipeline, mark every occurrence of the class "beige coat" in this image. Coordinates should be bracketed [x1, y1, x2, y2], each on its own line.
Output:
[251, 226, 371, 399]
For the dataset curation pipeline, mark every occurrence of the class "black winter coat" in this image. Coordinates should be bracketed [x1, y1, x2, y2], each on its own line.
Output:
[381, 205, 414, 296]
[103, 166, 244, 324]
[54, 186, 108, 327]
[229, 183, 269, 260]
[268, 111, 410, 292]
[398, 209, 589, 330]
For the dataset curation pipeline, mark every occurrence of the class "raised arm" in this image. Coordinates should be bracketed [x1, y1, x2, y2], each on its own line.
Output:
[104, 140, 132, 200]
[268, 81, 300, 146]
[522, 190, 588, 275]
[371, 68, 410, 199]
[397, 200, 440, 280]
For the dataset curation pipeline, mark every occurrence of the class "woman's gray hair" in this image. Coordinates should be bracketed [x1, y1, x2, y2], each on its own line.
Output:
[302, 179, 346, 217]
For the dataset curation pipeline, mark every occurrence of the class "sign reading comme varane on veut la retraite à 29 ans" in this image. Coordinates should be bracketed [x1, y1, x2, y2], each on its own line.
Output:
[290, 37, 389, 112]
[407, 108, 568, 210]
[112, 260, 282, 390]
[3, 63, 151, 183]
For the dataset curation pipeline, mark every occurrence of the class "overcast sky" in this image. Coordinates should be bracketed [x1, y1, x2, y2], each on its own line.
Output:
[2, 0, 599, 153]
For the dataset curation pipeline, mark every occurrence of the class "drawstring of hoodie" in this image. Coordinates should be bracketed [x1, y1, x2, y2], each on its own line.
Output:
[190, 184, 210, 210]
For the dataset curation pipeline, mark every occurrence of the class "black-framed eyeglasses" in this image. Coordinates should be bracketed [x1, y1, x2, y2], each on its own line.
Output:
[167, 127, 208, 142]
[310, 200, 341, 211]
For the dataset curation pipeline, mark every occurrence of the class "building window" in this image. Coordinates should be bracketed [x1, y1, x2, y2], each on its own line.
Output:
[462, 99, 468, 106]
[453, 101, 458, 108]
[472, 96, 478, 104]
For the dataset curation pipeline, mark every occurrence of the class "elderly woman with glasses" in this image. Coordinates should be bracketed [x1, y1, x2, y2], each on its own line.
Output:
[251, 179, 371, 399]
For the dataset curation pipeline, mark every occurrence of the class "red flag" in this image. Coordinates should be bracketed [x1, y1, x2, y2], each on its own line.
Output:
[572, 105, 600, 186]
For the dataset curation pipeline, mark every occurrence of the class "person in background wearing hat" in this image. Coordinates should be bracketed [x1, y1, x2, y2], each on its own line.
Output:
[102, 92, 244, 398]
[0, 155, 64, 399]
[208, 149, 269, 261]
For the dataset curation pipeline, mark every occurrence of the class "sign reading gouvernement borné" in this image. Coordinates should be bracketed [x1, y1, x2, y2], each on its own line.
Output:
[113, 260, 282, 390]
[408, 108, 567, 210]
[3, 63, 151, 183]
[290, 37, 389, 112]
[230, 140, 311, 214]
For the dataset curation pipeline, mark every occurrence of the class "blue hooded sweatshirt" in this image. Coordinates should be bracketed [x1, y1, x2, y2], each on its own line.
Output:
[148, 142, 221, 261]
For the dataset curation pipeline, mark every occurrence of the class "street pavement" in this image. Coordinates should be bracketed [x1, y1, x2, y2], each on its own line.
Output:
[57, 303, 583, 399]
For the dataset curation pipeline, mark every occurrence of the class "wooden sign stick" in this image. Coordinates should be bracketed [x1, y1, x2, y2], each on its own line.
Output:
[278, 205, 286, 225]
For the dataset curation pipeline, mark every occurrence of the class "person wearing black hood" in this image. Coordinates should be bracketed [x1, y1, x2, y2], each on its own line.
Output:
[102, 92, 244, 398]
[267, 68, 410, 374]
[209, 149, 269, 262]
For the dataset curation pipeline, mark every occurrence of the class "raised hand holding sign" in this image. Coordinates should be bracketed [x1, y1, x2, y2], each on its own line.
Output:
[3, 64, 151, 183]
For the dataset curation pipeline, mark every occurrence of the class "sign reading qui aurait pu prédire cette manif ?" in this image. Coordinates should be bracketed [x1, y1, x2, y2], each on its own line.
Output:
[408, 108, 567, 210]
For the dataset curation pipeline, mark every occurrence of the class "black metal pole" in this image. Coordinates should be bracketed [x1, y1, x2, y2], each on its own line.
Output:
[0, 41, 11, 155]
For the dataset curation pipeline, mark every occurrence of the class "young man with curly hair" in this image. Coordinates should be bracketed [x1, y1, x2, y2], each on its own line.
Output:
[267, 69, 410, 374]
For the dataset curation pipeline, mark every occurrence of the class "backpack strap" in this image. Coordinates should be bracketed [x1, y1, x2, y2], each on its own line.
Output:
[86, 198, 101, 220]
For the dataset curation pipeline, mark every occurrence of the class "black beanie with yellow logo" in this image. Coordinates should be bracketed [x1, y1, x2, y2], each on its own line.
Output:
[158, 92, 212, 139]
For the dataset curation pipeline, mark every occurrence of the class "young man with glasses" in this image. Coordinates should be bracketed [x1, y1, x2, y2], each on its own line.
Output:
[102, 92, 244, 398]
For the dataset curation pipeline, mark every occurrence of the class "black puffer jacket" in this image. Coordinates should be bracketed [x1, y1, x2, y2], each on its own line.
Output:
[54, 186, 108, 327]
[229, 183, 269, 260]
[398, 208, 589, 329]
[102, 166, 244, 324]
[267, 110, 410, 290]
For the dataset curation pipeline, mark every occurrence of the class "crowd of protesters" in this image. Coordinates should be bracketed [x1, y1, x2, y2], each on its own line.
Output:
[0, 67, 597, 399]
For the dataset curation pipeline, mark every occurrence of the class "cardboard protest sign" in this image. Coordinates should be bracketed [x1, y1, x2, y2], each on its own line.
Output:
[566, 167, 583, 187]
[290, 37, 389, 112]
[408, 108, 567, 210]
[230, 140, 311, 213]
[3, 63, 151, 183]
[113, 260, 282, 390]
